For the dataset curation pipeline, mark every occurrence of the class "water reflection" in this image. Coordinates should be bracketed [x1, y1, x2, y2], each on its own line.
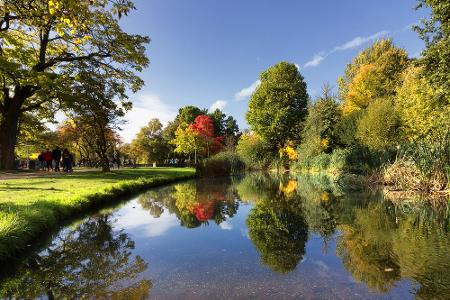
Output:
[1, 174, 449, 299]
[0, 215, 150, 299]
[138, 178, 239, 229]
[238, 173, 450, 298]
[236, 173, 309, 274]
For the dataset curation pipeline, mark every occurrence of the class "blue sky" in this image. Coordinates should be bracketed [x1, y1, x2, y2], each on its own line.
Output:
[119, 0, 428, 142]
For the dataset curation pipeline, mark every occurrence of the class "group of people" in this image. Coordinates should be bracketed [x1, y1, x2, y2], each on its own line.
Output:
[37, 147, 74, 172]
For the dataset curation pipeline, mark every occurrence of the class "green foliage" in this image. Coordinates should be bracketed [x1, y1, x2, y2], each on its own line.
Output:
[295, 145, 388, 175]
[0, 0, 149, 169]
[131, 119, 169, 164]
[297, 84, 341, 164]
[176, 106, 204, 126]
[334, 110, 364, 147]
[415, 0, 450, 102]
[236, 132, 273, 170]
[246, 62, 308, 151]
[356, 98, 401, 150]
[197, 151, 245, 177]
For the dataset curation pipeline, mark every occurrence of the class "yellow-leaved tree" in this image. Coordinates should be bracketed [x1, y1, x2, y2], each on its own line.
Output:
[396, 65, 450, 142]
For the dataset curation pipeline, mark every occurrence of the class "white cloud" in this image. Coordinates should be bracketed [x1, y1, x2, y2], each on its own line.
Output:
[234, 80, 261, 101]
[333, 30, 389, 51]
[304, 53, 327, 68]
[120, 93, 177, 143]
[295, 63, 301, 71]
[115, 203, 179, 237]
[303, 30, 390, 69]
[219, 220, 233, 230]
[210, 100, 227, 111]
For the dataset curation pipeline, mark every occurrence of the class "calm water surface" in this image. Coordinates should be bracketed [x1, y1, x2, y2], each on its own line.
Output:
[1, 174, 449, 299]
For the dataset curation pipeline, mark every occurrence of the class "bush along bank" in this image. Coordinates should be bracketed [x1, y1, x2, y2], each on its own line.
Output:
[196, 151, 245, 177]
[0, 168, 196, 260]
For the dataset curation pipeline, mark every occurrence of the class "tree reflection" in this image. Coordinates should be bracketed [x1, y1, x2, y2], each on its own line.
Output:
[138, 178, 239, 229]
[242, 174, 308, 274]
[336, 201, 401, 292]
[0, 215, 151, 299]
[336, 196, 450, 298]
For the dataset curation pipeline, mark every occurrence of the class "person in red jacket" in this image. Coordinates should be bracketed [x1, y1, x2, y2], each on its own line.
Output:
[43, 149, 53, 172]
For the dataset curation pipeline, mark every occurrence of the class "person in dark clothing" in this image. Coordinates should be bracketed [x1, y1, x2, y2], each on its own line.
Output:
[43, 149, 53, 172]
[38, 151, 45, 171]
[62, 148, 74, 173]
[115, 153, 121, 169]
[68, 152, 74, 172]
[52, 146, 62, 172]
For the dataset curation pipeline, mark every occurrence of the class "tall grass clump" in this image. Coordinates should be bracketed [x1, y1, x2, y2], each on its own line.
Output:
[384, 133, 450, 192]
[197, 151, 245, 177]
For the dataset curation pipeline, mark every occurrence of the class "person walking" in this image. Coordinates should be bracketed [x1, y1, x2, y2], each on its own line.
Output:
[52, 146, 62, 172]
[68, 151, 74, 172]
[62, 148, 70, 172]
[38, 151, 45, 171]
[43, 149, 53, 172]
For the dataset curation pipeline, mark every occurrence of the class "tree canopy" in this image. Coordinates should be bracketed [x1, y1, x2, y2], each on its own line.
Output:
[246, 62, 309, 151]
[0, 0, 149, 169]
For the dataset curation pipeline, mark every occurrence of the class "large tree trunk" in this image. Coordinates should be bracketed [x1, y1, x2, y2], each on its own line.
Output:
[0, 86, 33, 169]
[0, 96, 22, 170]
[96, 127, 111, 172]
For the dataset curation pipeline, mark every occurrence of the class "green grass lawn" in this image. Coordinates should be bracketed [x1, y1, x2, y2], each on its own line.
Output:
[0, 167, 196, 259]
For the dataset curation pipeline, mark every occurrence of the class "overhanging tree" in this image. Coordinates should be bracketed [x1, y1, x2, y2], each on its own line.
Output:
[0, 0, 149, 169]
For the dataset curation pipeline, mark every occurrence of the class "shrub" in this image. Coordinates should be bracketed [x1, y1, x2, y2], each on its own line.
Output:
[356, 98, 401, 151]
[197, 151, 245, 177]
[236, 132, 273, 170]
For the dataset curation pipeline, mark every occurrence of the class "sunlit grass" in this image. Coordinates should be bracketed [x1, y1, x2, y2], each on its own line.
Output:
[0, 168, 196, 258]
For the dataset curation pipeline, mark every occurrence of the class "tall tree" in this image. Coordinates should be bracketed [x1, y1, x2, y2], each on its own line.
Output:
[67, 65, 126, 172]
[176, 105, 204, 126]
[415, 0, 450, 102]
[0, 0, 149, 169]
[298, 83, 341, 158]
[246, 62, 308, 152]
[338, 39, 409, 115]
[132, 118, 169, 164]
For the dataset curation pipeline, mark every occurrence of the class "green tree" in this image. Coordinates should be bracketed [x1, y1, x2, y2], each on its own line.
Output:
[246, 62, 308, 151]
[0, 0, 149, 169]
[236, 131, 272, 170]
[176, 105, 204, 126]
[132, 119, 169, 164]
[298, 84, 341, 160]
[356, 98, 401, 150]
[415, 0, 450, 102]
[67, 66, 126, 172]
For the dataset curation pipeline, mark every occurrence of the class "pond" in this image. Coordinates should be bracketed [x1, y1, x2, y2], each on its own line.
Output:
[1, 174, 449, 299]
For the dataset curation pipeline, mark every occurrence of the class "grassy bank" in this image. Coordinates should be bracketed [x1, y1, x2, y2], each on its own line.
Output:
[0, 168, 196, 259]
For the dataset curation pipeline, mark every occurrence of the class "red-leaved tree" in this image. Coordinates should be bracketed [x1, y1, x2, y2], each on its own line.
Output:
[189, 115, 223, 156]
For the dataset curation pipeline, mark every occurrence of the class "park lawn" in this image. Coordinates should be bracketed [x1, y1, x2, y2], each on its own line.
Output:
[0, 167, 196, 259]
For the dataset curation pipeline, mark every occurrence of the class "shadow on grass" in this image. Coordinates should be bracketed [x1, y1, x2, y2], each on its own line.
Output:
[0, 187, 63, 191]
